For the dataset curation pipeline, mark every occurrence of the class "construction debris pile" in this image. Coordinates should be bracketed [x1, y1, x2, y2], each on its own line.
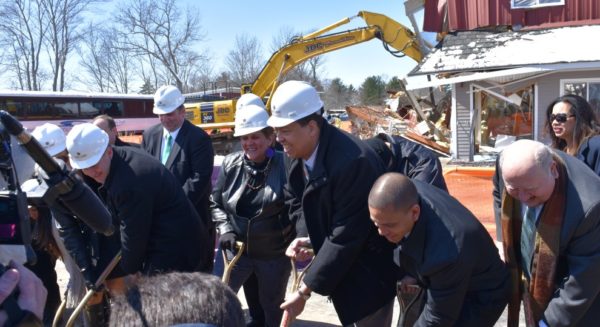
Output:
[340, 88, 453, 156]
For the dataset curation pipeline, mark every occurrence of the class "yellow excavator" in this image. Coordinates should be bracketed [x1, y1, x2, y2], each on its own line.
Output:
[185, 11, 424, 152]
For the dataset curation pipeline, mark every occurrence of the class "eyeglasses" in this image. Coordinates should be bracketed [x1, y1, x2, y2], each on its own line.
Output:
[549, 113, 575, 123]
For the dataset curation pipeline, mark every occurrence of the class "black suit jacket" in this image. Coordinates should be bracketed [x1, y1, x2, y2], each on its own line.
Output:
[142, 120, 214, 220]
[284, 122, 397, 325]
[100, 146, 211, 274]
[400, 180, 510, 326]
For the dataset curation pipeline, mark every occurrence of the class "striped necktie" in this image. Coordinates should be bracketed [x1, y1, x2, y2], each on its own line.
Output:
[162, 134, 173, 165]
[521, 205, 537, 280]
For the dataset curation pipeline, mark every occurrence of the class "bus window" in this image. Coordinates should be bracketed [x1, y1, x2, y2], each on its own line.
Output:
[2, 100, 26, 118]
[27, 102, 54, 118]
[92, 101, 123, 117]
[80, 102, 100, 118]
[54, 102, 78, 118]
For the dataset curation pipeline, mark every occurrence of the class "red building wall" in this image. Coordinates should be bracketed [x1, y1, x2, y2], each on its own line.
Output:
[424, 0, 600, 32]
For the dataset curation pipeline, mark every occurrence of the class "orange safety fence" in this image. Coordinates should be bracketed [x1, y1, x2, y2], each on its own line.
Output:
[443, 166, 498, 240]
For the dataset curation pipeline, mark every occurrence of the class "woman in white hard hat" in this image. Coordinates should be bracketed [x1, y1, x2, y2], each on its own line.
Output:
[211, 104, 294, 327]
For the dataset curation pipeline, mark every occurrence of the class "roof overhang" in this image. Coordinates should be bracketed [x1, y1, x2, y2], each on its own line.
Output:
[404, 61, 600, 90]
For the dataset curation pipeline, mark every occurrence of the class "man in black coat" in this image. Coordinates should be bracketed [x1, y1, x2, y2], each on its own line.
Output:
[369, 173, 510, 326]
[141, 85, 215, 272]
[92, 114, 138, 147]
[67, 123, 211, 275]
[364, 132, 448, 191]
[268, 81, 397, 326]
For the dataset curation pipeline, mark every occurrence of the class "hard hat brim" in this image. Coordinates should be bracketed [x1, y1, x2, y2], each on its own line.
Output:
[267, 107, 320, 128]
[46, 144, 66, 157]
[153, 103, 181, 115]
[69, 139, 109, 170]
[234, 126, 266, 137]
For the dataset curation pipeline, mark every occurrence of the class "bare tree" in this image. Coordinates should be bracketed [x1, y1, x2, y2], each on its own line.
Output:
[0, 0, 47, 90]
[76, 23, 109, 91]
[40, 0, 95, 91]
[225, 34, 264, 86]
[116, 0, 207, 90]
[77, 24, 134, 93]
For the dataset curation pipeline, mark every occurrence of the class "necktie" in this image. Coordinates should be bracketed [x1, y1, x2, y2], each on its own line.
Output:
[520, 205, 537, 279]
[303, 163, 311, 182]
[162, 134, 172, 164]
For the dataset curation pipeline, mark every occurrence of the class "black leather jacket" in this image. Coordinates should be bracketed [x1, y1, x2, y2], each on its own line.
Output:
[211, 151, 294, 259]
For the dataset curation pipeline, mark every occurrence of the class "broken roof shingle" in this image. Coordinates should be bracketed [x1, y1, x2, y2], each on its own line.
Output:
[410, 25, 600, 76]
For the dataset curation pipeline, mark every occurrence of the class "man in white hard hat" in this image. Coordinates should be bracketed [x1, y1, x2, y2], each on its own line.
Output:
[268, 81, 397, 326]
[66, 123, 213, 277]
[141, 85, 215, 272]
[31, 122, 123, 326]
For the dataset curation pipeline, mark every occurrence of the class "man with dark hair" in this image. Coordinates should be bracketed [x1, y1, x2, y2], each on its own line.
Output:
[364, 133, 447, 191]
[369, 173, 510, 326]
[92, 114, 134, 147]
[268, 81, 397, 326]
[495, 139, 600, 326]
[141, 85, 215, 272]
[109, 272, 244, 327]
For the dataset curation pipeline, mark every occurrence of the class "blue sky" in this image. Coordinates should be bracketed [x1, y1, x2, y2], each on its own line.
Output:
[187, 0, 430, 88]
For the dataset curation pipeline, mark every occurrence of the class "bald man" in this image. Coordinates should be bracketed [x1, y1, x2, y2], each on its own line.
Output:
[369, 173, 509, 327]
[494, 139, 600, 327]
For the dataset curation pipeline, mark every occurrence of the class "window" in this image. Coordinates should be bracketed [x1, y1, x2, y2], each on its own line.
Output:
[478, 85, 534, 149]
[92, 101, 123, 117]
[512, 0, 564, 9]
[561, 79, 600, 118]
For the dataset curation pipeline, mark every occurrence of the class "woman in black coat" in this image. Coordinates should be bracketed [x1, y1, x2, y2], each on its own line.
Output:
[211, 104, 294, 327]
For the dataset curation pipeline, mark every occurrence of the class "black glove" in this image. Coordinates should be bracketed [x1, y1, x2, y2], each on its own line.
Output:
[219, 232, 237, 252]
[81, 268, 98, 291]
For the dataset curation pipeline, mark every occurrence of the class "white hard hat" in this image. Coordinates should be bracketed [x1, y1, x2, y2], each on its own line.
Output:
[153, 85, 185, 114]
[236, 93, 265, 111]
[66, 123, 109, 169]
[21, 178, 48, 199]
[31, 123, 66, 156]
[234, 104, 269, 137]
[267, 81, 323, 128]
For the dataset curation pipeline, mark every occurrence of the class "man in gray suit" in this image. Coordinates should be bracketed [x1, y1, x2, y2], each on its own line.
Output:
[495, 139, 600, 327]
[141, 85, 215, 272]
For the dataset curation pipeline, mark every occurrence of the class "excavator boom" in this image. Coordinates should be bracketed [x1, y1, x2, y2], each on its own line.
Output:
[185, 11, 424, 153]
[245, 11, 423, 105]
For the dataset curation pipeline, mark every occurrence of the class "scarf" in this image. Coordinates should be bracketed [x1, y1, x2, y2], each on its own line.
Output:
[501, 155, 567, 327]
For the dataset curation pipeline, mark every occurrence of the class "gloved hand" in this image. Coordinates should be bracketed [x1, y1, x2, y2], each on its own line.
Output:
[81, 268, 98, 291]
[219, 232, 238, 252]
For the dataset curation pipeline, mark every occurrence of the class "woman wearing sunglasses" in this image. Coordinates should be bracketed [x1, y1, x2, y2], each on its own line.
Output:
[545, 94, 600, 175]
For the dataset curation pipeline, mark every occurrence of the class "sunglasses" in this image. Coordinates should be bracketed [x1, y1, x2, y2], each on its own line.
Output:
[549, 113, 575, 123]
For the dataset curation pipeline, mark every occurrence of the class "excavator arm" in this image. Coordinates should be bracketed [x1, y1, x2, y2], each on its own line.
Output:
[243, 11, 423, 107]
[185, 11, 424, 153]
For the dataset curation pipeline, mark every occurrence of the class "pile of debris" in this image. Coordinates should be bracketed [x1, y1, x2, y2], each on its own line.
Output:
[343, 88, 453, 156]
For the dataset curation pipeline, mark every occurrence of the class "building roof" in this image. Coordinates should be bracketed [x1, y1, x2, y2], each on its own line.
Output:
[410, 24, 600, 76]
